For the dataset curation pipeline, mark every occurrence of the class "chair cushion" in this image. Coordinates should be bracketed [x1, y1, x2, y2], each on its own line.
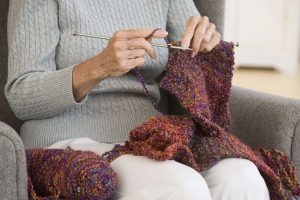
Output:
[0, 0, 22, 131]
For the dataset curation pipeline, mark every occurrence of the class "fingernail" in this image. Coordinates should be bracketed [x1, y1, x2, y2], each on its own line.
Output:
[160, 30, 168, 35]
[191, 51, 196, 58]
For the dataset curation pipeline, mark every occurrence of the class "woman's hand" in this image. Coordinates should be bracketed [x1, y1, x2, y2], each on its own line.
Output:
[96, 29, 168, 78]
[181, 16, 221, 57]
[72, 29, 168, 102]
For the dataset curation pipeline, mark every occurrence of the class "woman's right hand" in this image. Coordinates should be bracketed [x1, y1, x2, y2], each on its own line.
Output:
[72, 29, 168, 102]
[95, 29, 168, 78]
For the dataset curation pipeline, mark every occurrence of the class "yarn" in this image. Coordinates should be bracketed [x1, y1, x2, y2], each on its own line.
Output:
[132, 28, 167, 115]
[25, 30, 300, 200]
[26, 147, 117, 200]
[104, 41, 300, 200]
[133, 68, 164, 114]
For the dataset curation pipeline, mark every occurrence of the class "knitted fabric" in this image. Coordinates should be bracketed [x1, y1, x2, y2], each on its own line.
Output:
[26, 147, 117, 200]
[103, 41, 300, 200]
[26, 41, 300, 200]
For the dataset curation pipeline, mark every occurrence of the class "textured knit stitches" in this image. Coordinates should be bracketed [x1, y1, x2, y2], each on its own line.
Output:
[103, 42, 300, 200]
[5, 0, 200, 148]
[26, 147, 117, 199]
[25, 42, 300, 200]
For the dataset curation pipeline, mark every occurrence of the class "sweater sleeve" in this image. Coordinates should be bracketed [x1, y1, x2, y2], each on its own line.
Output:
[166, 0, 201, 42]
[5, 0, 87, 120]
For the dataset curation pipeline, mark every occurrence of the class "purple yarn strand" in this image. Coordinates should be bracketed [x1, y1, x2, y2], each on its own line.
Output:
[133, 68, 165, 115]
[132, 28, 169, 115]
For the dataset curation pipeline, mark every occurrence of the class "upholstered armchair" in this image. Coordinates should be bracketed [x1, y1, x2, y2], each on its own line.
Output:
[0, 0, 299, 199]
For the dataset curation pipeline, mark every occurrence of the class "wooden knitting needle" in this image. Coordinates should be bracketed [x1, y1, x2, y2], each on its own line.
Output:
[73, 32, 239, 50]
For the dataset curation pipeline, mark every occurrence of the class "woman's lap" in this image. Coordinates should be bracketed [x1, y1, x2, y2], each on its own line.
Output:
[47, 137, 270, 200]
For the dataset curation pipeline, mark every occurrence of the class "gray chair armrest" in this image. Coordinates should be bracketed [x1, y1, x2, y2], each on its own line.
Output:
[229, 86, 300, 180]
[0, 122, 28, 200]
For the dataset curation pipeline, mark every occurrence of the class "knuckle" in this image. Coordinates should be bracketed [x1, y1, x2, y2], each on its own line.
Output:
[192, 15, 200, 21]
[210, 23, 216, 29]
[138, 58, 145, 65]
[202, 16, 209, 22]
[114, 31, 122, 38]
[189, 16, 194, 20]
[138, 38, 146, 44]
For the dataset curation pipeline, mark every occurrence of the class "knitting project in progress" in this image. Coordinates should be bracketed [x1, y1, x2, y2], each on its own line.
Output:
[26, 40, 300, 200]
[104, 41, 300, 200]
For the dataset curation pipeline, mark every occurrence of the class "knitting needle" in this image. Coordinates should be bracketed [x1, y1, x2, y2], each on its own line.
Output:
[73, 32, 239, 50]
[73, 32, 194, 51]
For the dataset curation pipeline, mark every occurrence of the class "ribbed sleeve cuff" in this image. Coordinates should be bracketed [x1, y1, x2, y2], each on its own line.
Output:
[41, 65, 88, 112]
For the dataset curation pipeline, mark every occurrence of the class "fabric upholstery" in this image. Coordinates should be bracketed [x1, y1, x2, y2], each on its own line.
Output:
[0, 0, 22, 132]
[193, 0, 225, 36]
[0, 122, 28, 200]
[1, 0, 300, 199]
[229, 86, 300, 181]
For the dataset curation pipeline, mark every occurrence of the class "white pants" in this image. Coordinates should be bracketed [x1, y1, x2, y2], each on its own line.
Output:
[47, 137, 270, 200]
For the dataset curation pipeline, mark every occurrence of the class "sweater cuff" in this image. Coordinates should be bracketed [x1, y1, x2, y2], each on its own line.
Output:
[42, 65, 88, 111]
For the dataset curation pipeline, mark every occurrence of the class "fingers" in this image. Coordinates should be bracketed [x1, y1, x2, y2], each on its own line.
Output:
[127, 49, 146, 59]
[123, 57, 145, 71]
[114, 29, 168, 40]
[114, 56, 145, 73]
[181, 16, 202, 48]
[127, 38, 156, 59]
[203, 32, 221, 52]
[129, 57, 145, 68]
[190, 17, 210, 57]
[112, 29, 168, 59]
[199, 23, 216, 52]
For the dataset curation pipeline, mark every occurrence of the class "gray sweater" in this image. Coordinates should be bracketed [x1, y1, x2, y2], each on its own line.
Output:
[5, 0, 200, 148]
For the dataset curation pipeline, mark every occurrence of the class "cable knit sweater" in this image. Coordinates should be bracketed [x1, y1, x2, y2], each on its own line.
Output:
[5, 0, 200, 148]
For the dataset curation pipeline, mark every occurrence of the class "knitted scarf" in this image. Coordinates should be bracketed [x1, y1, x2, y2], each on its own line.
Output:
[26, 41, 300, 200]
[103, 41, 300, 200]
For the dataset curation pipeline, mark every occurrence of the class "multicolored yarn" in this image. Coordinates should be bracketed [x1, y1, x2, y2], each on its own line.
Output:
[25, 32, 300, 200]
[133, 68, 164, 114]
[104, 41, 300, 200]
[132, 28, 168, 115]
[26, 147, 117, 200]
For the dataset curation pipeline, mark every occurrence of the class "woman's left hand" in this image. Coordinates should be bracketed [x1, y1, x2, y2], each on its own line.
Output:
[181, 16, 221, 57]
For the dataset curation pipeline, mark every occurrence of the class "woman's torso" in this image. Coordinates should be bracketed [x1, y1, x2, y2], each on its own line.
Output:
[21, 0, 171, 147]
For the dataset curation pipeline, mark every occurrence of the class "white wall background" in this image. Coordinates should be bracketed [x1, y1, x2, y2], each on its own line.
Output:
[299, 12, 300, 61]
[224, 0, 300, 72]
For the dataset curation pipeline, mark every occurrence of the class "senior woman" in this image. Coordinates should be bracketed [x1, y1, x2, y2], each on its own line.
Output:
[5, 0, 270, 199]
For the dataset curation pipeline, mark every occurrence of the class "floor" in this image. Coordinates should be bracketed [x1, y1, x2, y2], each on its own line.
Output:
[232, 67, 300, 99]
